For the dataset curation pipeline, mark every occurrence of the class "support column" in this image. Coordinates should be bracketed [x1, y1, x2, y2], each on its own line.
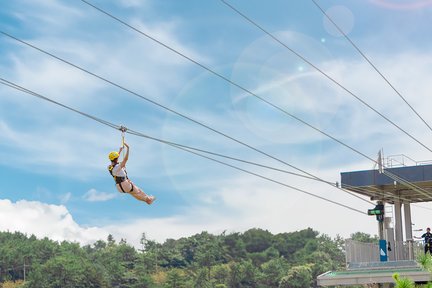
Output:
[404, 203, 414, 260]
[378, 221, 384, 240]
[404, 203, 413, 240]
[394, 201, 404, 260]
[385, 215, 395, 261]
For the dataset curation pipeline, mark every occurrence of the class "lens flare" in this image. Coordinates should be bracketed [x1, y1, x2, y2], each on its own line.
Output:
[323, 6, 355, 37]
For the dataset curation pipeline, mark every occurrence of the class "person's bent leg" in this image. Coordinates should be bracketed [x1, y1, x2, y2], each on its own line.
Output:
[128, 181, 155, 204]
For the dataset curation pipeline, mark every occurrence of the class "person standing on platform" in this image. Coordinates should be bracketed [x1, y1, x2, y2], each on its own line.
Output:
[415, 227, 432, 254]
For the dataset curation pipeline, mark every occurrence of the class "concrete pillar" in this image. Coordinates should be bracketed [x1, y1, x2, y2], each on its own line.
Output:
[378, 220, 384, 240]
[404, 203, 413, 240]
[386, 228, 395, 261]
[394, 201, 404, 260]
[404, 203, 414, 260]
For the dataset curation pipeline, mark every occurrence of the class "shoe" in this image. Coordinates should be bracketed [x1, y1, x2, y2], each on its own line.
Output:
[146, 195, 156, 205]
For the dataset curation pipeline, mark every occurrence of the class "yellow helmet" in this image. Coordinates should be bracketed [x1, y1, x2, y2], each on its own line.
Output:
[108, 151, 119, 161]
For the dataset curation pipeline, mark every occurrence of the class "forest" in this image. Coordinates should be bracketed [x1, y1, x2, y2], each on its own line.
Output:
[0, 228, 376, 288]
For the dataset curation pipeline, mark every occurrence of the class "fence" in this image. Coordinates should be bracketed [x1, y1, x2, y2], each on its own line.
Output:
[345, 239, 424, 269]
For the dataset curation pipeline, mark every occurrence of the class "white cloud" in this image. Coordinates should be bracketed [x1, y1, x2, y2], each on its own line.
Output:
[10, 0, 84, 31]
[230, 36, 432, 155]
[0, 199, 108, 245]
[2, 172, 431, 249]
[0, 0, 210, 182]
[0, 120, 110, 179]
[2, 2, 432, 252]
[83, 189, 117, 202]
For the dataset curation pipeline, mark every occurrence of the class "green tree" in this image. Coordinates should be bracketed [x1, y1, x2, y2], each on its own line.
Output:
[273, 228, 318, 261]
[195, 235, 225, 280]
[223, 232, 246, 261]
[239, 260, 258, 288]
[2, 280, 25, 288]
[315, 234, 345, 267]
[0, 228, 366, 288]
[350, 232, 379, 243]
[392, 273, 415, 288]
[306, 251, 338, 288]
[130, 273, 155, 288]
[241, 228, 273, 253]
[211, 263, 230, 287]
[227, 261, 242, 288]
[227, 260, 259, 288]
[93, 239, 107, 251]
[116, 242, 138, 270]
[158, 238, 186, 268]
[25, 253, 107, 288]
[279, 264, 312, 288]
[194, 268, 211, 288]
[107, 234, 116, 247]
[259, 257, 289, 287]
[164, 268, 187, 288]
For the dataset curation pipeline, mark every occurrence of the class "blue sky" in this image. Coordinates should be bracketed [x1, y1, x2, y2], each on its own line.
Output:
[1, 0, 432, 247]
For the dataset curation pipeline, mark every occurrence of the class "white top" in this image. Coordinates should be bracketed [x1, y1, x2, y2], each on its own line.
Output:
[111, 164, 127, 178]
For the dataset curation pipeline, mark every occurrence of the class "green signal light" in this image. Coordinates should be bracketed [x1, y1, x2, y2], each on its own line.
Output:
[368, 204, 384, 216]
[368, 209, 383, 215]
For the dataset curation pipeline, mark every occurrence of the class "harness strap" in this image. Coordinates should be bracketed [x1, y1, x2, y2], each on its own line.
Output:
[108, 164, 134, 193]
[118, 180, 134, 193]
[118, 181, 127, 193]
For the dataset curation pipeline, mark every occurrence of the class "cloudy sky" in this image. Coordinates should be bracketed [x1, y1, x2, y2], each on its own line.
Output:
[1, 0, 432, 248]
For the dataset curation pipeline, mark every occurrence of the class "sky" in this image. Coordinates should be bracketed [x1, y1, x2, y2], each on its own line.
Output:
[1, 0, 432, 248]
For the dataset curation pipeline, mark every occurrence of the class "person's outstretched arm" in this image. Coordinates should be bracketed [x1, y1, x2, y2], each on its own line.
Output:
[120, 142, 129, 168]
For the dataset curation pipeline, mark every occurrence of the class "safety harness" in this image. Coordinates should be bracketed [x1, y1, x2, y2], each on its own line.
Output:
[108, 163, 134, 193]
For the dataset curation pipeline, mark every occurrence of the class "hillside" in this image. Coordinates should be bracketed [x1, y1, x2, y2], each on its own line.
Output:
[0, 227, 349, 287]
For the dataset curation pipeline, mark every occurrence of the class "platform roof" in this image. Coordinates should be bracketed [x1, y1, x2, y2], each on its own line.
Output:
[341, 164, 432, 203]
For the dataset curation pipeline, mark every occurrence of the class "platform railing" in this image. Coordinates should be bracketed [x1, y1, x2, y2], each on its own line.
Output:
[345, 239, 379, 266]
[386, 154, 432, 167]
[345, 239, 424, 269]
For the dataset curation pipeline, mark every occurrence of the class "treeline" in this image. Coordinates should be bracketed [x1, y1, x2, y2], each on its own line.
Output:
[0, 228, 357, 288]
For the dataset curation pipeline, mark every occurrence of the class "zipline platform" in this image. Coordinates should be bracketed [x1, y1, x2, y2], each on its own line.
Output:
[318, 159, 432, 287]
[318, 264, 431, 286]
[341, 164, 432, 203]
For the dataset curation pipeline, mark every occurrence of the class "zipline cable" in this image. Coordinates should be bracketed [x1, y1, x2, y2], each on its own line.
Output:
[126, 130, 373, 205]
[0, 77, 368, 215]
[73, 1, 432, 199]
[0, 31, 373, 204]
[215, 0, 432, 199]
[169, 144, 367, 215]
[2, 31, 427, 203]
[77, 0, 432, 154]
[216, 0, 432, 153]
[0, 79, 117, 131]
[310, 0, 432, 134]
[0, 77, 372, 205]
[5, 77, 429, 210]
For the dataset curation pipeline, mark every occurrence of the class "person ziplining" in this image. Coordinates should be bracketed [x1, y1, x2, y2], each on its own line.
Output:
[108, 127, 155, 204]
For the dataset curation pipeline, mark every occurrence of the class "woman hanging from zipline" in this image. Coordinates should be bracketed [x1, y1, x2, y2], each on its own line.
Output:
[108, 131, 155, 204]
